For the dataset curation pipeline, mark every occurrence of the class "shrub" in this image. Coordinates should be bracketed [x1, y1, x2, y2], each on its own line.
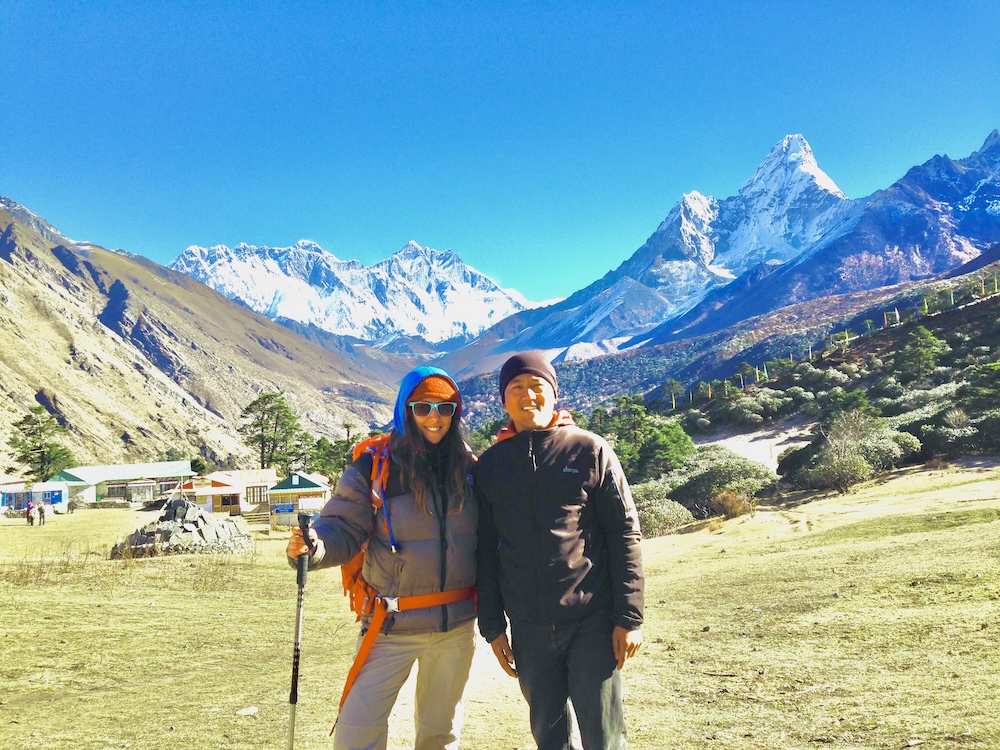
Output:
[667, 446, 777, 519]
[821, 369, 850, 387]
[970, 411, 1000, 452]
[889, 431, 922, 461]
[872, 375, 905, 399]
[785, 386, 815, 405]
[943, 408, 970, 429]
[919, 424, 976, 457]
[858, 432, 905, 470]
[838, 363, 860, 379]
[776, 440, 820, 478]
[631, 479, 696, 537]
[709, 490, 754, 519]
[800, 454, 874, 493]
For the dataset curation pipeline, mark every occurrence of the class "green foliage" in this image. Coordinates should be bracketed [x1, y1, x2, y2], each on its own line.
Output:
[895, 325, 948, 381]
[776, 439, 820, 478]
[238, 391, 305, 472]
[960, 361, 1000, 410]
[663, 445, 777, 519]
[308, 435, 354, 482]
[7, 405, 75, 481]
[630, 479, 696, 537]
[468, 416, 508, 456]
[633, 421, 695, 482]
[793, 410, 921, 492]
[800, 454, 874, 494]
[823, 387, 878, 422]
[587, 397, 695, 483]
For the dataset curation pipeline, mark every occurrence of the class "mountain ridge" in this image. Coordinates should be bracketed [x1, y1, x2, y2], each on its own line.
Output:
[1, 200, 410, 469]
[171, 239, 529, 347]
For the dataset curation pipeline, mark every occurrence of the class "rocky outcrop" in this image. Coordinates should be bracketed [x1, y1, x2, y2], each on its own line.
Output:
[110, 498, 253, 558]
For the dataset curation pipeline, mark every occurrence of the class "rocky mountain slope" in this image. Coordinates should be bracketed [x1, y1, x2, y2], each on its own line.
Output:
[0, 200, 407, 469]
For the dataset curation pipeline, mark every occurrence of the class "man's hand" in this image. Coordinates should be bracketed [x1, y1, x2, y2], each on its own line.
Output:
[490, 633, 518, 678]
[612, 626, 642, 671]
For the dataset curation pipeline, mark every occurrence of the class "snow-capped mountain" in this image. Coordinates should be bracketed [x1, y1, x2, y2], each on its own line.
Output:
[441, 130, 1000, 375]
[439, 135, 852, 372]
[645, 128, 1000, 344]
[603, 134, 854, 317]
[170, 240, 529, 346]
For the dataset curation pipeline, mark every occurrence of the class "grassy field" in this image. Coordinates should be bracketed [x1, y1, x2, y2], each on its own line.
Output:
[2, 458, 999, 749]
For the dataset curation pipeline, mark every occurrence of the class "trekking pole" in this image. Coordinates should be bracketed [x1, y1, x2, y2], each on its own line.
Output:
[288, 511, 315, 750]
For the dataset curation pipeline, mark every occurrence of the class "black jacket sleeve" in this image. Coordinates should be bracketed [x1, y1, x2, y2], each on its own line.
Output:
[474, 467, 508, 642]
[593, 442, 645, 630]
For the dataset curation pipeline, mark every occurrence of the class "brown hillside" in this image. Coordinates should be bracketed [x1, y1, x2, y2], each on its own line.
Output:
[0, 206, 403, 468]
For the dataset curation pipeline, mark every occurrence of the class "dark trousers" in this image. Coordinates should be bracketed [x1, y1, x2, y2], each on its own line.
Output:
[510, 612, 626, 750]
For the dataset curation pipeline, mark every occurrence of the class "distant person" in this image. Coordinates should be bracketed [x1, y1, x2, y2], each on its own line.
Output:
[26, 501, 34, 526]
[287, 366, 477, 750]
[37, 502, 47, 526]
[476, 352, 645, 750]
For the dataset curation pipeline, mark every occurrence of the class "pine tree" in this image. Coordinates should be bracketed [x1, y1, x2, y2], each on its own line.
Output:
[7, 405, 75, 481]
[238, 392, 303, 471]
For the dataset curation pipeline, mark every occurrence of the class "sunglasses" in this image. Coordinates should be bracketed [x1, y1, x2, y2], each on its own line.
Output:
[409, 401, 458, 418]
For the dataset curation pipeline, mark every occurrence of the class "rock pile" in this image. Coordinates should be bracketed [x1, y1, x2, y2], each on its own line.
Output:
[110, 498, 254, 558]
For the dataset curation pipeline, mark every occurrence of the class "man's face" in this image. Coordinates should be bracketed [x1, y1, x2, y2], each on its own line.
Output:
[503, 373, 556, 432]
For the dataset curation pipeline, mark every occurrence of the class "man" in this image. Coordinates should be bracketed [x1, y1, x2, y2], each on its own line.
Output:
[475, 352, 644, 750]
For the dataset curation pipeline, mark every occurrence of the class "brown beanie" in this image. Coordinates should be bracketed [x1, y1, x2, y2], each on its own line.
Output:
[498, 352, 558, 398]
[409, 375, 460, 405]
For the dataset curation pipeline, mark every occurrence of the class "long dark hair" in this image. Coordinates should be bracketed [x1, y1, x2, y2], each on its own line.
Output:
[394, 411, 473, 515]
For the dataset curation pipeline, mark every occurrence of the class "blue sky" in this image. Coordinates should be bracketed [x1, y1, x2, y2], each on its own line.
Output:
[3, 1, 999, 302]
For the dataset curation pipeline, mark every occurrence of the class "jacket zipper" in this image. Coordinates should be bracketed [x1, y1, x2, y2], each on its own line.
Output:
[528, 431, 549, 625]
[436, 475, 449, 631]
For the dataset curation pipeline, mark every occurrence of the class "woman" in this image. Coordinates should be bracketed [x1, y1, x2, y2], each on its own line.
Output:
[287, 366, 477, 750]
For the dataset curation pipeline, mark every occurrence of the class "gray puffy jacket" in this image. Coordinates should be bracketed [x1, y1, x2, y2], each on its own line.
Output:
[305, 446, 478, 635]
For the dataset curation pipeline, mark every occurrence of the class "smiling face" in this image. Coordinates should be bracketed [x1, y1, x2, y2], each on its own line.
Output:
[410, 398, 453, 445]
[503, 373, 557, 433]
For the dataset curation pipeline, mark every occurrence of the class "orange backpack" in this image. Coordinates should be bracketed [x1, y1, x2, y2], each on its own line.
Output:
[340, 432, 393, 619]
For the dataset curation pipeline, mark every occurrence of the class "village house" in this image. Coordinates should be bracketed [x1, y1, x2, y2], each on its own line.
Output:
[267, 471, 332, 525]
[2, 473, 73, 515]
[50, 460, 195, 507]
[175, 468, 278, 516]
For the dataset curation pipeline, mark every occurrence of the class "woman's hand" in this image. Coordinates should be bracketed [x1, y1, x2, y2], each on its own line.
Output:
[287, 526, 323, 560]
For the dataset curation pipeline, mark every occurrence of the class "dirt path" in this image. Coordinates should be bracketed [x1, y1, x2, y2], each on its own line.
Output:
[693, 417, 816, 471]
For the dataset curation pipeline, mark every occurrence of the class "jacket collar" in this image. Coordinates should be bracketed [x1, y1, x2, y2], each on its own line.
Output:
[495, 409, 576, 443]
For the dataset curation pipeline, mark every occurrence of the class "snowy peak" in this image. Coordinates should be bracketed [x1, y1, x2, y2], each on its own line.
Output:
[978, 129, 1000, 155]
[170, 240, 528, 347]
[740, 134, 846, 202]
[610, 134, 850, 316]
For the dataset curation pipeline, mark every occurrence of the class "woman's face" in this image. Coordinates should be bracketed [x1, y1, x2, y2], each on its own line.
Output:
[409, 398, 454, 445]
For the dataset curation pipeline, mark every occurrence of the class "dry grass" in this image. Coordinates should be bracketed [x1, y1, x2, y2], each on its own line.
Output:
[2, 459, 1000, 749]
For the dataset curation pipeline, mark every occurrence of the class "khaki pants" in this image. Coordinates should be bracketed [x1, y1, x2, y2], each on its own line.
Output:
[333, 619, 476, 750]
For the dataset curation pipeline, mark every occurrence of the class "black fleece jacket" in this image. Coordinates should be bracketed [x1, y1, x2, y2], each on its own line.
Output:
[475, 423, 644, 642]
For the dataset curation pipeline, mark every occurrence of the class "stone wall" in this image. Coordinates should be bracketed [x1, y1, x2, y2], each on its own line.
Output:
[110, 497, 253, 558]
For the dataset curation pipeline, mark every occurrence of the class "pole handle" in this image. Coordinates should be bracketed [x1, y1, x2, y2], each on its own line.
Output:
[298, 511, 315, 551]
[297, 512, 314, 587]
